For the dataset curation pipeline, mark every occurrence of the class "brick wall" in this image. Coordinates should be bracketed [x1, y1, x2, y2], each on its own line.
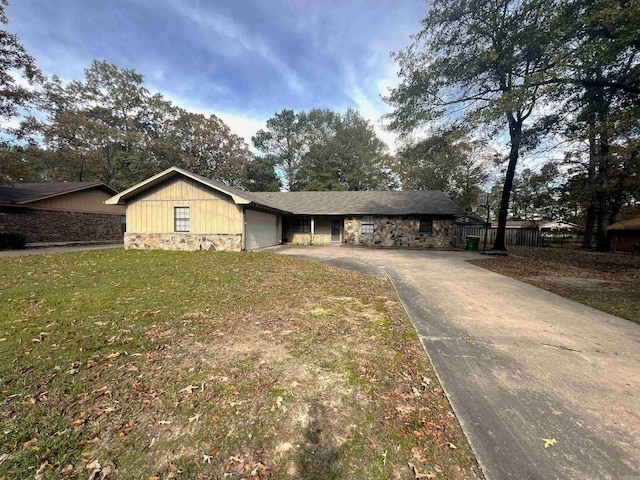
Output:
[0, 208, 123, 243]
[344, 216, 454, 248]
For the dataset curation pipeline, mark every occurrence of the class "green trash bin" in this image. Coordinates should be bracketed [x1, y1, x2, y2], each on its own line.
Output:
[466, 235, 480, 251]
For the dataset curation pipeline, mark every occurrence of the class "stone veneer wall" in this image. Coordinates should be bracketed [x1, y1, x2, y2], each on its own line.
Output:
[0, 208, 122, 243]
[344, 216, 454, 248]
[125, 233, 242, 252]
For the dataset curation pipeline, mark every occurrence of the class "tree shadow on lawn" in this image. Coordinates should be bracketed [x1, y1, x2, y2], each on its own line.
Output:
[295, 400, 343, 480]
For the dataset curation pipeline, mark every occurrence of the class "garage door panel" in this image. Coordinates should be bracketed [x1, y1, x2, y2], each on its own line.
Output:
[246, 210, 277, 250]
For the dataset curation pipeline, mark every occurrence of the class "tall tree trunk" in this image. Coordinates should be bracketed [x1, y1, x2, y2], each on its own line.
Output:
[582, 130, 597, 248]
[493, 116, 522, 252]
[595, 130, 610, 252]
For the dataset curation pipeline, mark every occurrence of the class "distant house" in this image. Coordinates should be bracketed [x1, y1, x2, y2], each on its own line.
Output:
[539, 220, 580, 238]
[105, 167, 462, 251]
[455, 214, 489, 227]
[607, 217, 640, 252]
[490, 221, 538, 229]
[0, 182, 126, 244]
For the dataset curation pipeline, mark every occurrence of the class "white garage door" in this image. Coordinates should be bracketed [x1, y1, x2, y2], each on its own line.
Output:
[245, 210, 277, 250]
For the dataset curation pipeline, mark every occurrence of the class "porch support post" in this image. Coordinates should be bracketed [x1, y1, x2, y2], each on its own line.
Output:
[310, 217, 315, 245]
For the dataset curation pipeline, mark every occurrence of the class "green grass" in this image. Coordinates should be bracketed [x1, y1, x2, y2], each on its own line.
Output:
[469, 246, 640, 324]
[0, 250, 481, 479]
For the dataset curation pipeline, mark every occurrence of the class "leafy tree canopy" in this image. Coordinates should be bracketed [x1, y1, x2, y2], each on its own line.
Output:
[254, 108, 395, 191]
[395, 129, 490, 210]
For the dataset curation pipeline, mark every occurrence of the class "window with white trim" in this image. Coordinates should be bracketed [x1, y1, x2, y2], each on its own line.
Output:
[361, 215, 374, 234]
[174, 206, 190, 232]
[293, 217, 311, 233]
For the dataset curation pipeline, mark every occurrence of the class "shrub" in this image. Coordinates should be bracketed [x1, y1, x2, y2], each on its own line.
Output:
[0, 231, 27, 250]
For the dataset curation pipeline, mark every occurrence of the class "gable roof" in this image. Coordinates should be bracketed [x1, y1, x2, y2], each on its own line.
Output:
[539, 220, 579, 230]
[105, 167, 462, 216]
[607, 216, 640, 231]
[0, 181, 118, 205]
[104, 166, 292, 212]
[251, 191, 462, 216]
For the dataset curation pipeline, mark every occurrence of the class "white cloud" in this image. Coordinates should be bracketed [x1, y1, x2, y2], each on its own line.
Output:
[338, 59, 401, 153]
[167, 1, 303, 94]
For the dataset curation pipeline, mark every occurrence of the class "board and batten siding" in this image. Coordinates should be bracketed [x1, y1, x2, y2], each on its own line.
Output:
[126, 177, 243, 234]
[30, 188, 125, 215]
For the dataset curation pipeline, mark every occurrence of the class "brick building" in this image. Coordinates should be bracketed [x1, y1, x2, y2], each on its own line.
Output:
[0, 182, 126, 244]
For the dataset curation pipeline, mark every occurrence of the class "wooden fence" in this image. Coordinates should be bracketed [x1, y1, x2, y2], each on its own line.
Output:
[453, 225, 540, 248]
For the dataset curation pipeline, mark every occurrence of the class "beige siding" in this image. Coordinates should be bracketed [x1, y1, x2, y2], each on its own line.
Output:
[126, 177, 243, 234]
[30, 189, 125, 215]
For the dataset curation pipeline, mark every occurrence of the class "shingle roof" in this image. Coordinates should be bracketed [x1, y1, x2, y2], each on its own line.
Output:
[607, 217, 640, 231]
[105, 167, 293, 213]
[251, 190, 462, 216]
[0, 182, 116, 205]
[105, 167, 462, 216]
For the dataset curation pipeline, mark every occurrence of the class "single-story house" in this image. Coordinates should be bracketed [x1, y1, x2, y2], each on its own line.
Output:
[105, 167, 462, 251]
[489, 221, 538, 229]
[539, 220, 579, 237]
[0, 182, 126, 244]
[454, 214, 489, 227]
[607, 217, 640, 252]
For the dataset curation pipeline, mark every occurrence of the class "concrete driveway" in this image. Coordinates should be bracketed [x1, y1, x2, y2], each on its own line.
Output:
[274, 245, 640, 480]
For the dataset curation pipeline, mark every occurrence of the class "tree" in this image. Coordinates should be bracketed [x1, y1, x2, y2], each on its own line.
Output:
[385, 0, 558, 252]
[509, 162, 561, 221]
[298, 109, 395, 191]
[252, 109, 306, 191]
[240, 155, 282, 191]
[179, 112, 252, 188]
[395, 130, 490, 209]
[0, 0, 42, 151]
[39, 62, 153, 188]
[550, 0, 640, 250]
[37, 61, 253, 189]
[254, 108, 396, 192]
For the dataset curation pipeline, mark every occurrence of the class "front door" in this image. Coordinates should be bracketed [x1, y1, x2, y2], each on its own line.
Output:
[330, 218, 342, 242]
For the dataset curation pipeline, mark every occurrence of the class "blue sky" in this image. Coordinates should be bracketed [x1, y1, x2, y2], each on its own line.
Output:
[7, 0, 428, 149]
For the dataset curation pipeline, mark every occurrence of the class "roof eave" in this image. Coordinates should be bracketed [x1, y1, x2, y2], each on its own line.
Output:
[104, 167, 254, 206]
[18, 182, 117, 204]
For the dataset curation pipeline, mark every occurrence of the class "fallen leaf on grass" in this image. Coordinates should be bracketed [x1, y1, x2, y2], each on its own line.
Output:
[179, 384, 199, 394]
[188, 413, 202, 423]
[23, 437, 37, 448]
[60, 464, 73, 474]
[86, 459, 101, 480]
[34, 462, 48, 480]
[542, 438, 557, 448]
[100, 461, 115, 478]
[408, 462, 437, 479]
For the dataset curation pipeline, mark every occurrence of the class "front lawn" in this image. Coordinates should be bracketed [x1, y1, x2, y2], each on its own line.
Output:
[0, 250, 481, 479]
[469, 246, 640, 324]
